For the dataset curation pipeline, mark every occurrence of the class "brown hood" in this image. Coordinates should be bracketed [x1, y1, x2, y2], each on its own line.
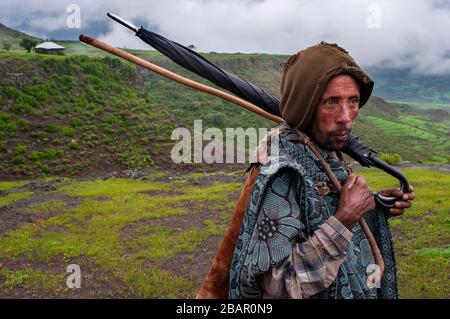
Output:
[279, 42, 374, 131]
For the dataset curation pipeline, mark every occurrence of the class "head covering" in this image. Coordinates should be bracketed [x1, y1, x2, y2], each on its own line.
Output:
[279, 42, 374, 131]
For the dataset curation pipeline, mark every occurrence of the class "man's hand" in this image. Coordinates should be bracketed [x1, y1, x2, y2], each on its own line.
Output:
[335, 175, 376, 229]
[379, 185, 415, 217]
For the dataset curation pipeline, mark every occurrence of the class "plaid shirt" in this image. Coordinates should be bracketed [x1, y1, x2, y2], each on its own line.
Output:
[259, 215, 353, 299]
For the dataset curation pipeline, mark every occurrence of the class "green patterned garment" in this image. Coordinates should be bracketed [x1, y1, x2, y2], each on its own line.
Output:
[229, 128, 398, 299]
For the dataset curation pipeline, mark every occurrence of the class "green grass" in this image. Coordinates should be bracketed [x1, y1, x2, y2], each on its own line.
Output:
[0, 176, 241, 298]
[126, 220, 223, 260]
[26, 200, 67, 214]
[359, 168, 450, 298]
[0, 180, 27, 191]
[0, 190, 33, 206]
[367, 116, 448, 146]
[0, 268, 64, 291]
[0, 169, 448, 297]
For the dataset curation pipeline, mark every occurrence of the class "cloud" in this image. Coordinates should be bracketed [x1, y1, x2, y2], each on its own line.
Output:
[1, 0, 450, 75]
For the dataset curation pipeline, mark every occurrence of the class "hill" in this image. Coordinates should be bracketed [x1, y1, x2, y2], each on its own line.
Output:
[0, 23, 41, 51]
[369, 67, 450, 106]
[0, 51, 448, 179]
[1, 20, 449, 107]
[52, 40, 450, 107]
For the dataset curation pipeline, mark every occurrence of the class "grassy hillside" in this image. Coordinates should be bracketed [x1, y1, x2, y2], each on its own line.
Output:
[353, 98, 450, 163]
[0, 51, 448, 179]
[0, 23, 41, 51]
[0, 52, 175, 179]
[51, 40, 450, 106]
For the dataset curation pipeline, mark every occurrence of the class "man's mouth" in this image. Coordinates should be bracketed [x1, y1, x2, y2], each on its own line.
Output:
[334, 131, 349, 140]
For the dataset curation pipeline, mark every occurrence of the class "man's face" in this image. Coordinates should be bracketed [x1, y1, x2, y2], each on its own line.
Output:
[308, 74, 360, 151]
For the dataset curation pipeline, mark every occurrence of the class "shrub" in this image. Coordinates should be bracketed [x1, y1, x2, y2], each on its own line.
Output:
[0, 112, 13, 122]
[16, 119, 30, 131]
[28, 149, 64, 161]
[40, 163, 50, 174]
[12, 155, 25, 165]
[69, 140, 78, 150]
[45, 149, 64, 160]
[57, 106, 69, 114]
[5, 122, 17, 134]
[70, 118, 83, 128]
[54, 95, 64, 104]
[23, 85, 48, 103]
[47, 123, 58, 133]
[100, 123, 114, 134]
[74, 96, 88, 109]
[2, 86, 21, 100]
[3, 41, 11, 51]
[19, 38, 37, 52]
[380, 153, 402, 166]
[103, 136, 112, 145]
[23, 95, 38, 108]
[205, 112, 225, 126]
[11, 101, 32, 113]
[14, 145, 27, 154]
[30, 131, 47, 139]
[27, 151, 40, 162]
[62, 127, 75, 137]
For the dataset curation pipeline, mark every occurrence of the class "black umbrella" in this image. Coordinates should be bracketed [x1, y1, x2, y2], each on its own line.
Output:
[107, 13, 409, 205]
[108, 13, 280, 117]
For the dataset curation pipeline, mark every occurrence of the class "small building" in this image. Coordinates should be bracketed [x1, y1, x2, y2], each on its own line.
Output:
[34, 41, 65, 55]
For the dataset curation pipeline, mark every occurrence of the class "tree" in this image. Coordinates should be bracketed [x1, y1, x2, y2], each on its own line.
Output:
[3, 41, 11, 51]
[19, 38, 37, 53]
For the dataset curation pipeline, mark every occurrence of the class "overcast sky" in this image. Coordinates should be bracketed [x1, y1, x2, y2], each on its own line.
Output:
[1, 0, 449, 75]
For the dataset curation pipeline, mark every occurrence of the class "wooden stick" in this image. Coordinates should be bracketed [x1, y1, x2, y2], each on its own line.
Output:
[79, 35, 283, 124]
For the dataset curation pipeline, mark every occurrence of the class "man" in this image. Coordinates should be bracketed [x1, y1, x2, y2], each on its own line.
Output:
[228, 42, 415, 299]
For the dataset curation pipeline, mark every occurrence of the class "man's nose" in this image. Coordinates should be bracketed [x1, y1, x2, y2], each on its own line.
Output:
[336, 105, 352, 124]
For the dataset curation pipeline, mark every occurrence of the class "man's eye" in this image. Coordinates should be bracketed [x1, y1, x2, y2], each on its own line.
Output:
[349, 97, 360, 105]
[325, 99, 337, 106]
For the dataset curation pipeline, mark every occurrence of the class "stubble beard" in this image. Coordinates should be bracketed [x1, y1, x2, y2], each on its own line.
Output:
[311, 127, 352, 152]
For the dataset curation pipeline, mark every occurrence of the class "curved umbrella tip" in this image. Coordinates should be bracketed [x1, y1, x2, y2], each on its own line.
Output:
[107, 12, 138, 33]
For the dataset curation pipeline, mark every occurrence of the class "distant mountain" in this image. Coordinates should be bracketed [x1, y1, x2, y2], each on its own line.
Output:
[368, 67, 450, 106]
[0, 23, 42, 51]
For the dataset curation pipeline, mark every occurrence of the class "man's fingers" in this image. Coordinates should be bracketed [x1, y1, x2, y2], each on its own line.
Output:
[355, 176, 366, 185]
[345, 175, 358, 189]
[395, 201, 411, 209]
[389, 208, 404, 216]
[380, 187, 402, 197]
[402, 193, 415, 201]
